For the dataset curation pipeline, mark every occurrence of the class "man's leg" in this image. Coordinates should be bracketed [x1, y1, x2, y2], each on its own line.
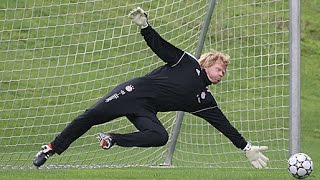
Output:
[51, 107, 116, 154]
[110, 114, 169, 147]
[33, 94, 122, 167]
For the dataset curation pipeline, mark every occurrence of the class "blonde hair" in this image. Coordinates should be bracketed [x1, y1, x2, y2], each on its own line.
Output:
[198, 51, 230, 69]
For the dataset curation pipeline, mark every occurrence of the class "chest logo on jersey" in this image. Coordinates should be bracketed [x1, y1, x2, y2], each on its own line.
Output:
[196, 91, 206, 103]
[105, 85, 135, 103]
[125, 85, 134, 92]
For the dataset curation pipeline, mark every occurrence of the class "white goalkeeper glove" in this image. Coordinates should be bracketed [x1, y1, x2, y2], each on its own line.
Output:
[128, 7, 149, 29]
[243, 142, 269, 169]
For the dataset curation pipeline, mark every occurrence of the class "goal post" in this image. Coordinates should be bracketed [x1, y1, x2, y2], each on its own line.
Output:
[289, 0, 301, 156]
[0, 0, 296, 169]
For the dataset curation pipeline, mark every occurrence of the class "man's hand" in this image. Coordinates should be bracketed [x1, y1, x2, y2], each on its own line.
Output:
[243, 143, 269, 169]
[128, 7, 149, 29]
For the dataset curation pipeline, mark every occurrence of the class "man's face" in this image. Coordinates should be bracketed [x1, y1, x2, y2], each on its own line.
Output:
[204, 60, 227, 84]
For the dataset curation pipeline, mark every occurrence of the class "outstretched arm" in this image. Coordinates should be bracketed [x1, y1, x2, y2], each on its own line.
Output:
[192, 107, 248, 149]
[129, 7, 184, 66]
[192, 107, 269, 169]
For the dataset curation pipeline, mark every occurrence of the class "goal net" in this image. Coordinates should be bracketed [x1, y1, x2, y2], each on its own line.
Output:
[168, 0, 290, 168]
[0, 0, 290, 169]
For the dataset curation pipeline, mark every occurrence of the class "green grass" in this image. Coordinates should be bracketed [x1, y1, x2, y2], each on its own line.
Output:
[0, 0, 320, 179]
[299, 1, 320, 179]
[0, 168, 309, 180]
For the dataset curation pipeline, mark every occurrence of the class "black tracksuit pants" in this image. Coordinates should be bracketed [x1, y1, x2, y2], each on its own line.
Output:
[51, 78, 168, 155]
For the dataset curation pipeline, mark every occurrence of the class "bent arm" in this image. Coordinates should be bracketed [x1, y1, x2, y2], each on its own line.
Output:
[192, 107, 247, 149]
[141, 26, 184, 66]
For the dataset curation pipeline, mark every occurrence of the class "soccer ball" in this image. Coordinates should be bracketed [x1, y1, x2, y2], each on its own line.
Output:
[288, 153, 313, 179]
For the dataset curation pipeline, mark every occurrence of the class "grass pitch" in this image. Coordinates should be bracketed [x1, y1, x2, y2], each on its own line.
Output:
[0, 168, 311, 180]
[0, 0, 319, 179]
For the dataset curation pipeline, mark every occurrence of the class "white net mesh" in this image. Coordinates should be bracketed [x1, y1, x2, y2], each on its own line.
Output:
[0, 0, 289, 169]
[171, 0, 289, 168]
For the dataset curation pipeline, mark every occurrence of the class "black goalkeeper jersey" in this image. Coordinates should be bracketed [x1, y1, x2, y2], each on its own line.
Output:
[104, 26, 247, 149]
[142, 27, 214, 113]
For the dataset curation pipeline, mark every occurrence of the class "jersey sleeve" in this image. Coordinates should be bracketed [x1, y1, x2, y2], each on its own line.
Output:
[191, 107, 248, 149]
[141, 26, 185, 66]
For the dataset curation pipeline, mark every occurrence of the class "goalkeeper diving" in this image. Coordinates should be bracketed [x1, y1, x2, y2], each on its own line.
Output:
[33, 7, 269, 169]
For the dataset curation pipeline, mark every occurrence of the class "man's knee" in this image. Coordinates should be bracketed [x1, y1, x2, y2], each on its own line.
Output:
[151, 129, 169, 146]
[74, 109, 96, 122]
[77, 108, 109, 125]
